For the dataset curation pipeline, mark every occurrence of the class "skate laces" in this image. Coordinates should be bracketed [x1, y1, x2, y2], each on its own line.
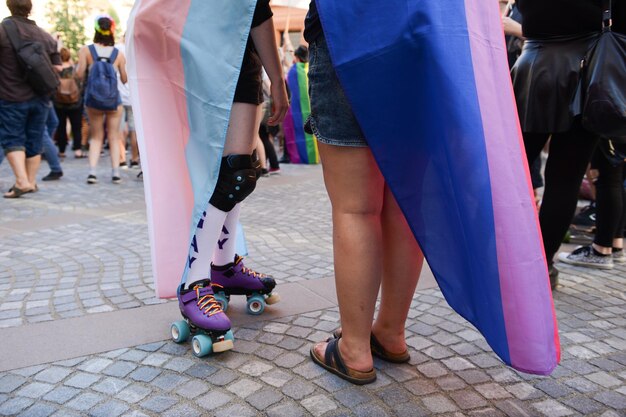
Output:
[241, 265, 265, 279]
[195, 284, 223, 317]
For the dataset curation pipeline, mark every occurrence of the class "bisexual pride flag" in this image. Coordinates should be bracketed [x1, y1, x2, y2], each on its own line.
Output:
[316, 0, 560, 374]
[283, 62, 319, 164]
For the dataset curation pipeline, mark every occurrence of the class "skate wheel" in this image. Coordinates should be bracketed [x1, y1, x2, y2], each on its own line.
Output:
[224, 329, 234, 342]
[214, 292, 229, 312]
[171, 320, 190, 343]
[192, 334, 213, 357]
[265, 293, 281, 305]
[246, 295, 265, 315]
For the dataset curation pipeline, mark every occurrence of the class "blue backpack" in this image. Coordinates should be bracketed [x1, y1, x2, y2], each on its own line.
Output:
[85, 45, 120, 111]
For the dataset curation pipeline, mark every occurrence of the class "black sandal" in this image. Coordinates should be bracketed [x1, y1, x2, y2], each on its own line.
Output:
[310, 337, 376, 385]
[332, 329, 410, 363]
[3, 185, 33, 199]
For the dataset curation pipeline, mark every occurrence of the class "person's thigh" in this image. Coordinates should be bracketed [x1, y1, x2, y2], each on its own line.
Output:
[24, 99, 50, 157]
[86, 107, 105, 138]
[223, 102, 259, 155]
[0, 100, 29, 153]
[318, 143, 384, 215]
[105, 106, 123, 134]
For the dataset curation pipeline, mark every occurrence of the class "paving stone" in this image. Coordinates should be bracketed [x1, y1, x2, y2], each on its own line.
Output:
[195, 390, 233, 411]
[593, 390, 626, 409]
[184, 363, 218, 379]
[506, 382, 543, 400]
[226, 378, 263, 398]
[15, 382, 54, 398]
[245, 387, 283, 410]
[0, 397, 34, 416]
[78, 358, 113, 373]
[274, 352, 306, 368]
[102, 361, 137, 378]
[282, 378, 316, 400]
[585, 371, 622, 388]
[383, 365, 420, 382]
[260, 369, 293, 388]
[15, 402, 57, 417]
[175, 380, 209, 399]
[333, 387, 373, 408]
[449, 389, 488, 410]
[475, 383, 512, 400]
[115, 384, 152, 404]
[239, 360, 273, 377]
[161, 403, 203, 417]
[534, 380, 575, 398]
[33, 367, 72, 384]
[457, 369, 491, 385]
[0, 374, 27, 393]
[301, 394, 337, 417]
[435, 375, 467, 391]
[266, 402, 308, 417]
[405, 379, 438, 396]
[128, 366, 161, 382]
[418, 362, 448, 378]
[65, 392, 104, 411]
[422, 394, 458, 413]
[352, 402, 391, 417]
[205, 369, 237, 386]
[90, 377, 130, 395]
[150, 372, 189, 391]
[531, 399, 574, 417]
[42, 386, 80, 404]
[88, 400, 129, 417]
[140, 395, 177, 413]
[213, 403, 258, 417]
[64, 372, 100, 389]
[561, 396, 604, 415]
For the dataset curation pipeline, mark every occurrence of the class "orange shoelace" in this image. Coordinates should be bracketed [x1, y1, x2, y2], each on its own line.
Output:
[195, 284, 223, 317]
[241, 266, 265, 279]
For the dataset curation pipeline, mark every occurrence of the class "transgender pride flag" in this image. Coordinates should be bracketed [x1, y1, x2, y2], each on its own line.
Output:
[127, 0, 560, 375]
[317, 0, 560, 374]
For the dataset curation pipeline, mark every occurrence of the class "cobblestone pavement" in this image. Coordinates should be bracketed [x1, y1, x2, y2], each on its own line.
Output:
[1, 154, 625, 416]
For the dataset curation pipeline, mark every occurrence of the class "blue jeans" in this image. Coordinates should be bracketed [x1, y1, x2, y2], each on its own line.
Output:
[0, 97, 51, 157]
[42, 109, 62, 173]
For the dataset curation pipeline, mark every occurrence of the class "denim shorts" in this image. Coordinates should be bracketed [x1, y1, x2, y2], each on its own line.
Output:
[0, 97, 51, 157]
[306, 36, 367, 147]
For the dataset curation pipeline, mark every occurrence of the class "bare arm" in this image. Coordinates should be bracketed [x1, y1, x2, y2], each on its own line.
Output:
[250, 18, 289, 126]
[117, 52, 128, 84]
[502, 16, 523, 38]
[76, 46, 89, 81]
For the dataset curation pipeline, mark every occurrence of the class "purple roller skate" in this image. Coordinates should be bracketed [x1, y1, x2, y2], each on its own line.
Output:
[211, 255, 280, 315]
[171, 279, 234, 357]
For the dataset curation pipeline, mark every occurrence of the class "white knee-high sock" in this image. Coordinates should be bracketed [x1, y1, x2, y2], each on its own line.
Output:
[212, 203, 241, 266]
[186, 204, 228, 284]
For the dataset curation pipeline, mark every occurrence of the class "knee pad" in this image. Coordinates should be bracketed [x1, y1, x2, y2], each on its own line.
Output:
[209, 154, 258, 212]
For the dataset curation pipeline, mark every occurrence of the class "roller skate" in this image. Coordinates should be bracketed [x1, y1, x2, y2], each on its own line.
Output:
[171, 279, 234, 357]
[211, 255, 280, 315]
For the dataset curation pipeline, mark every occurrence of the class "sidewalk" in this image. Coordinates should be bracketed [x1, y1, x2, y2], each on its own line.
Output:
[0, 156, 624, 417]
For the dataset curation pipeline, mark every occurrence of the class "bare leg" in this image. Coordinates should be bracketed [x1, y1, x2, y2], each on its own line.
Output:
[25, 155, 41, 187]
[106, 106, 124, 171]
[130, 131, 139, 163]
[3, 151, 32, 194]
[87, 108, 105, 174]
[372, 185, 424, 354]
[313, 143, 385, 372]
[223, 103, 259, 155]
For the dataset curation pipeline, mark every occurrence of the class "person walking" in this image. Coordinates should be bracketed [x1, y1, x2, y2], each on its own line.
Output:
[0, 0, 61, 198]
[53, 47, 84, 159]
[76, 15, 127, 184]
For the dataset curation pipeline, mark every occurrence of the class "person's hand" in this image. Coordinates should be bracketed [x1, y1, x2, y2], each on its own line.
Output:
[502, 16, 523, 38]
[267, 80, 289, 126]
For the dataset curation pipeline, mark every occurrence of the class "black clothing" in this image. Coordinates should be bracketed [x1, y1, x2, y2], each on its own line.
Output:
[524, 122, 599, 262]
[304, 1, 322, 44]
[512, 34, 597, 133]
[517, 0, 625, 38]
[591, 149, 626, 247]
[234, 0, 273, 104]
[54, 106, 83, 153]
[0, 16, 61, 102]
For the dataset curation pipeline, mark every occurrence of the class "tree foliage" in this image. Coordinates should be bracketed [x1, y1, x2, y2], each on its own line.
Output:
[46, 0, 88, 58]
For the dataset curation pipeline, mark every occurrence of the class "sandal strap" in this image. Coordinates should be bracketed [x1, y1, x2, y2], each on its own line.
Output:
[325, 337, 347, 375]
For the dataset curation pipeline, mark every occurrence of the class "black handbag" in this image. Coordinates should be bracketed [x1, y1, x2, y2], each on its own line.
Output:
[581, 0, 626, 143]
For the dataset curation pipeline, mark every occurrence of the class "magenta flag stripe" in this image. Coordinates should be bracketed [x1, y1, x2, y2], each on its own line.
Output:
[463, 0, 559, 373]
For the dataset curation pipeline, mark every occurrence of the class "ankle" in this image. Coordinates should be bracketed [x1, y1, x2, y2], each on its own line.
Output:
[591, 243, 611, 256]
[338, 337, 374, 372]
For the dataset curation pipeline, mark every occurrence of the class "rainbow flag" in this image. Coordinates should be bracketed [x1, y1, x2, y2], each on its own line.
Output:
[126, 0, 254, 298]
[316, 0, 560, 375]
[283, 62, 319, 164]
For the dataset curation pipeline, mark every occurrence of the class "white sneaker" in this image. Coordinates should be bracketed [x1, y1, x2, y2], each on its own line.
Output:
[558, 246, 613, 269]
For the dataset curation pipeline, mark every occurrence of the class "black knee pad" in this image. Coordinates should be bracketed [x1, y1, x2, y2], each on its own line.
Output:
[209, 154, 258, 212]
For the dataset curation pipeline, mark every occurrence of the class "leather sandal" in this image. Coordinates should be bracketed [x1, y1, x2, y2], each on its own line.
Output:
[332, 329, 410, 363]
[310, 337, 376, 385]
[3, 185, 33, 198]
